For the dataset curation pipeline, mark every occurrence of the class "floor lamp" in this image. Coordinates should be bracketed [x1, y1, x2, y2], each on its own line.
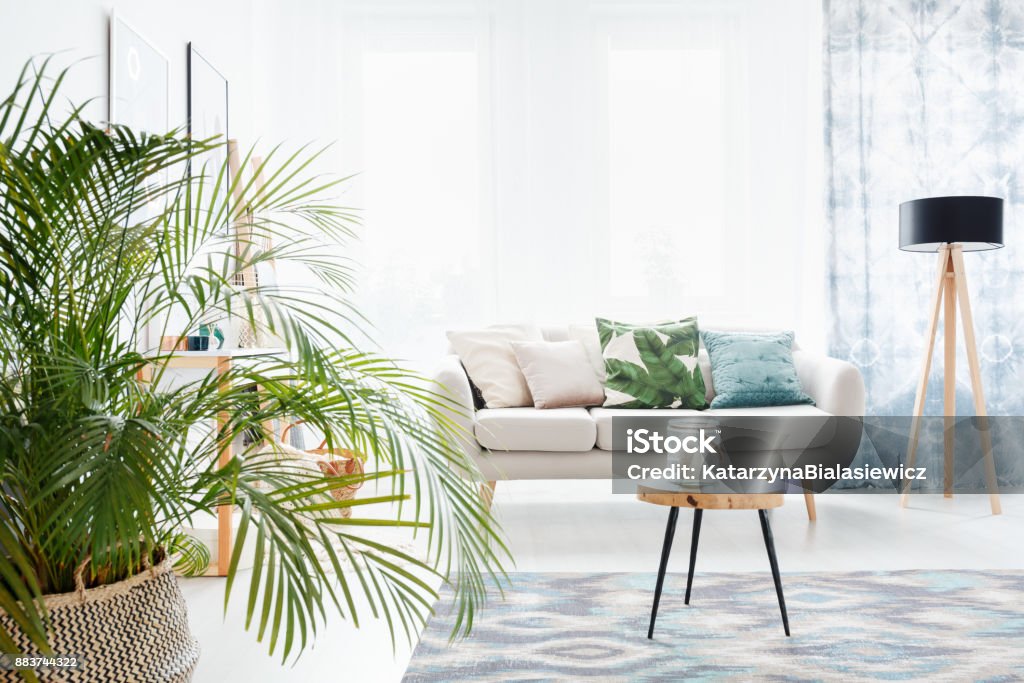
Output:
[898, 195, 1002, 515]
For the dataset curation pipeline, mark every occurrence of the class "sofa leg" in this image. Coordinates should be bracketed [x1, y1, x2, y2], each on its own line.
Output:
[480, 481, 497, 511]
[803, 491, 816, 521]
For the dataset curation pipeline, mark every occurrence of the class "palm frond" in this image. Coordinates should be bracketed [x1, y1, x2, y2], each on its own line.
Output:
[0, 58, 507, 658]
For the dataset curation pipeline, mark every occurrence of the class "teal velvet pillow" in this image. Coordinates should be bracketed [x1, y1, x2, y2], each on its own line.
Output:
[700, 330, 814, 409]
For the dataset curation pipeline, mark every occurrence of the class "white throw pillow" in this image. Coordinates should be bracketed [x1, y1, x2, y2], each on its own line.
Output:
[447, 326, 542, 408]
[511, 340, 605, 409]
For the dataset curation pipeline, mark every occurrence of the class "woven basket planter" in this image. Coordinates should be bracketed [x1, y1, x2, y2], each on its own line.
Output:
[0, 558, 199, 683]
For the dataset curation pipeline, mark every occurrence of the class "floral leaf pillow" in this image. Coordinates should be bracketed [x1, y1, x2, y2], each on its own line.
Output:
[597, 317, 707, 409]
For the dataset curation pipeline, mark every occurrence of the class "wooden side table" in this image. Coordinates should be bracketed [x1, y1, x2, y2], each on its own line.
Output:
[143, 348, 285, 576]
[638, 487, 790, 637]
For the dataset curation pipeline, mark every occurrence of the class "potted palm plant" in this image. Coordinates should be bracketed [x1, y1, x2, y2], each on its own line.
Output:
[0, 59, 506, 682]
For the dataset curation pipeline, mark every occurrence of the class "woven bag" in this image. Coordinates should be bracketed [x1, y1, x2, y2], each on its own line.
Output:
[281, 423, 364, 519]
[0, 557, 199, 683]
[313, 451, 364, 518]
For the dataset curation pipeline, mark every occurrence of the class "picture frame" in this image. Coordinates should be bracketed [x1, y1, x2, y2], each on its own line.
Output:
[109, 10, 169, 353]
[187, 43, 231, 234]
[108, 10, 169, 134]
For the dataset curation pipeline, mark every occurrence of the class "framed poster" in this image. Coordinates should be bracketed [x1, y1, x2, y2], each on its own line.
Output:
[187, 43, 230, 234]
[108, 11, 168, 134]
[109, 11, 168, 353]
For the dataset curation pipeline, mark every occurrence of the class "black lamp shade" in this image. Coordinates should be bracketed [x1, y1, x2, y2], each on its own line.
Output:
[899, 196, 1004, 252]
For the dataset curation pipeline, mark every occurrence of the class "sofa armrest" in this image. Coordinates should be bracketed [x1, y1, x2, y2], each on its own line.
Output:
[793, 350, 865, 416]
[430, 355, 480, 460]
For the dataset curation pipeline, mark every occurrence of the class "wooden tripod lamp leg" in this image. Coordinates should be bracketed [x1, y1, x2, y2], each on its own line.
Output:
[949, 246, 1002, 515]
[902, 246, 949, 507]
[943, 257, 956, 498]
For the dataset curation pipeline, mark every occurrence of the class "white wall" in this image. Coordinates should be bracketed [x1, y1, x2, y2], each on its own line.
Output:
[328, 0, 827, 361]
[2, 0, 828, 363]
[2, 0, 259, 142]
[1, 0, 358, 346]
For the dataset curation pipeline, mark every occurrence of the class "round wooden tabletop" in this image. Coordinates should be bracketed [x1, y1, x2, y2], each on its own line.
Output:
[636, 485, 784, 510]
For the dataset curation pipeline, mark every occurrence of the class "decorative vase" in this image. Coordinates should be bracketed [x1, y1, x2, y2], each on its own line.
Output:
[236, 322, 257, 349]
[0, 557, 200, 683]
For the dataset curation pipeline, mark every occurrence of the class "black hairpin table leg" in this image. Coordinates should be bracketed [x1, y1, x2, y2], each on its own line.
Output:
[647, 506, 679, 639]
[684, 509, 703, 605]
[758, 509, 790, 637]
[638, 489, 789, 639]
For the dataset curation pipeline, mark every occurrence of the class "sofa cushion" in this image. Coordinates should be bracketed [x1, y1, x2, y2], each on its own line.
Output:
[590, 404, 834, 451]
[708, 404, 836, 450]
[475, 407, 597, 452]
[706, 404, 827, 418]
[590, 407, 705, 451]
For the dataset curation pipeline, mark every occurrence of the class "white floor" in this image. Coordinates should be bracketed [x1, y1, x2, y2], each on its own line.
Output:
[181, 481, 1024, 682]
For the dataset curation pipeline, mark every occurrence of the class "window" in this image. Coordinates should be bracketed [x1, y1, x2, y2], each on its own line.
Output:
[341, 19, 490, 361]
[607, 47, 727, 300]
[334, 1, 822, 363]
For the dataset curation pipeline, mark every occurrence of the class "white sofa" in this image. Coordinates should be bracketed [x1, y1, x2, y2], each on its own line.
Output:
[433, 325, 865, 519]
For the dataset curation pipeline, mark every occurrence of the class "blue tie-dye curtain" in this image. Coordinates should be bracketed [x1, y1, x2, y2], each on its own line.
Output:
[824, 0, 1024, 420]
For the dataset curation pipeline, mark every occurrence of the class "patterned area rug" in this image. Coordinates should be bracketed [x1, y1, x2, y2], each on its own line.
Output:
[404, 571, 1024, 681]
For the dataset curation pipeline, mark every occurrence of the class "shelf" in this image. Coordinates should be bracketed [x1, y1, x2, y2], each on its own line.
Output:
[151, 347, 287, 358]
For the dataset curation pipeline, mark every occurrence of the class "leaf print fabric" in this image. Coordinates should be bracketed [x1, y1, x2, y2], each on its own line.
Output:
[597, 317, 707, 409]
